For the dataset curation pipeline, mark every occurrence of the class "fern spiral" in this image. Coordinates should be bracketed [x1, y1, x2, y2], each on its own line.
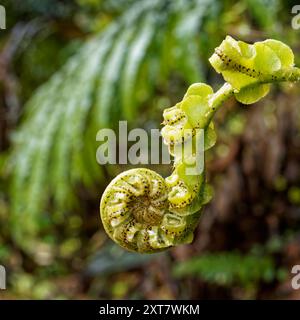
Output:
[100, 36, 300, 253]
[101, 169, 190, 253]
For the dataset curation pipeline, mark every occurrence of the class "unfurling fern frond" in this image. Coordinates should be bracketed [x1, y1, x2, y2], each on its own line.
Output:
[8, 0, 215, 250]
[100, 37, 300, 253]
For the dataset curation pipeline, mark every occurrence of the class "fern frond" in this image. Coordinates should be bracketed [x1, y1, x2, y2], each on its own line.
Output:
[8, 0, 218, 249]
[120, 13, 157, 120]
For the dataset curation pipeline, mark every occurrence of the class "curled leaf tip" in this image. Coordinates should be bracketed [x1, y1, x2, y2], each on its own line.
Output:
[209, 36, 295, 104]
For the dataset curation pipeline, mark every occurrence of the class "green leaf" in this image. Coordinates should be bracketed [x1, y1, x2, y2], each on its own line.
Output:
[184, 83, 213, 98]
[235, 83, 270, 104]
[263, 39, 294, 68]
[253, 42, 281, 74]
[120, 13, 156, 120]
[209, 36, 295, 105]
[180, 95, 210, 128]
[96, 28, 135, 127]
[204, 122, 217, 150]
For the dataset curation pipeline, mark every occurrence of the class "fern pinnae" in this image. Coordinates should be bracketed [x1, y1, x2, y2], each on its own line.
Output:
[96, 26, 136, 127]
[13, 99, 64, 243]
[51, 39, 107, 199]
[95, 0, 161, 127]
[10, 86, 67, 237]
[11, 47, 94, 244]
[70, 30, 120, 185]
[120, 12, 157, 121]
[171, 1, 211, 83]
[75, 17, 151, 186]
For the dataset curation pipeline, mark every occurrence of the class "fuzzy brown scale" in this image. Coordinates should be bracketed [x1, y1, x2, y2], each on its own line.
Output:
[101, 169, 189, 253]
[167, 128, 197, 146]
[215, 48, 262, 78]
[163, 113, 186, 126]
[168, 180, 200, 209]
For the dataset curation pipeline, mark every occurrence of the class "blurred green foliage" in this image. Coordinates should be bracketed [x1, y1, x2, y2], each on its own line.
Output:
[8, 0, 220, 249]
[0, 0, 300, 299]
[174, 252, 280, 287]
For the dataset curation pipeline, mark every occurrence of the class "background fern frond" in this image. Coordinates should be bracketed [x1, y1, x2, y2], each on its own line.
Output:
[8, 0, 217, 248]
